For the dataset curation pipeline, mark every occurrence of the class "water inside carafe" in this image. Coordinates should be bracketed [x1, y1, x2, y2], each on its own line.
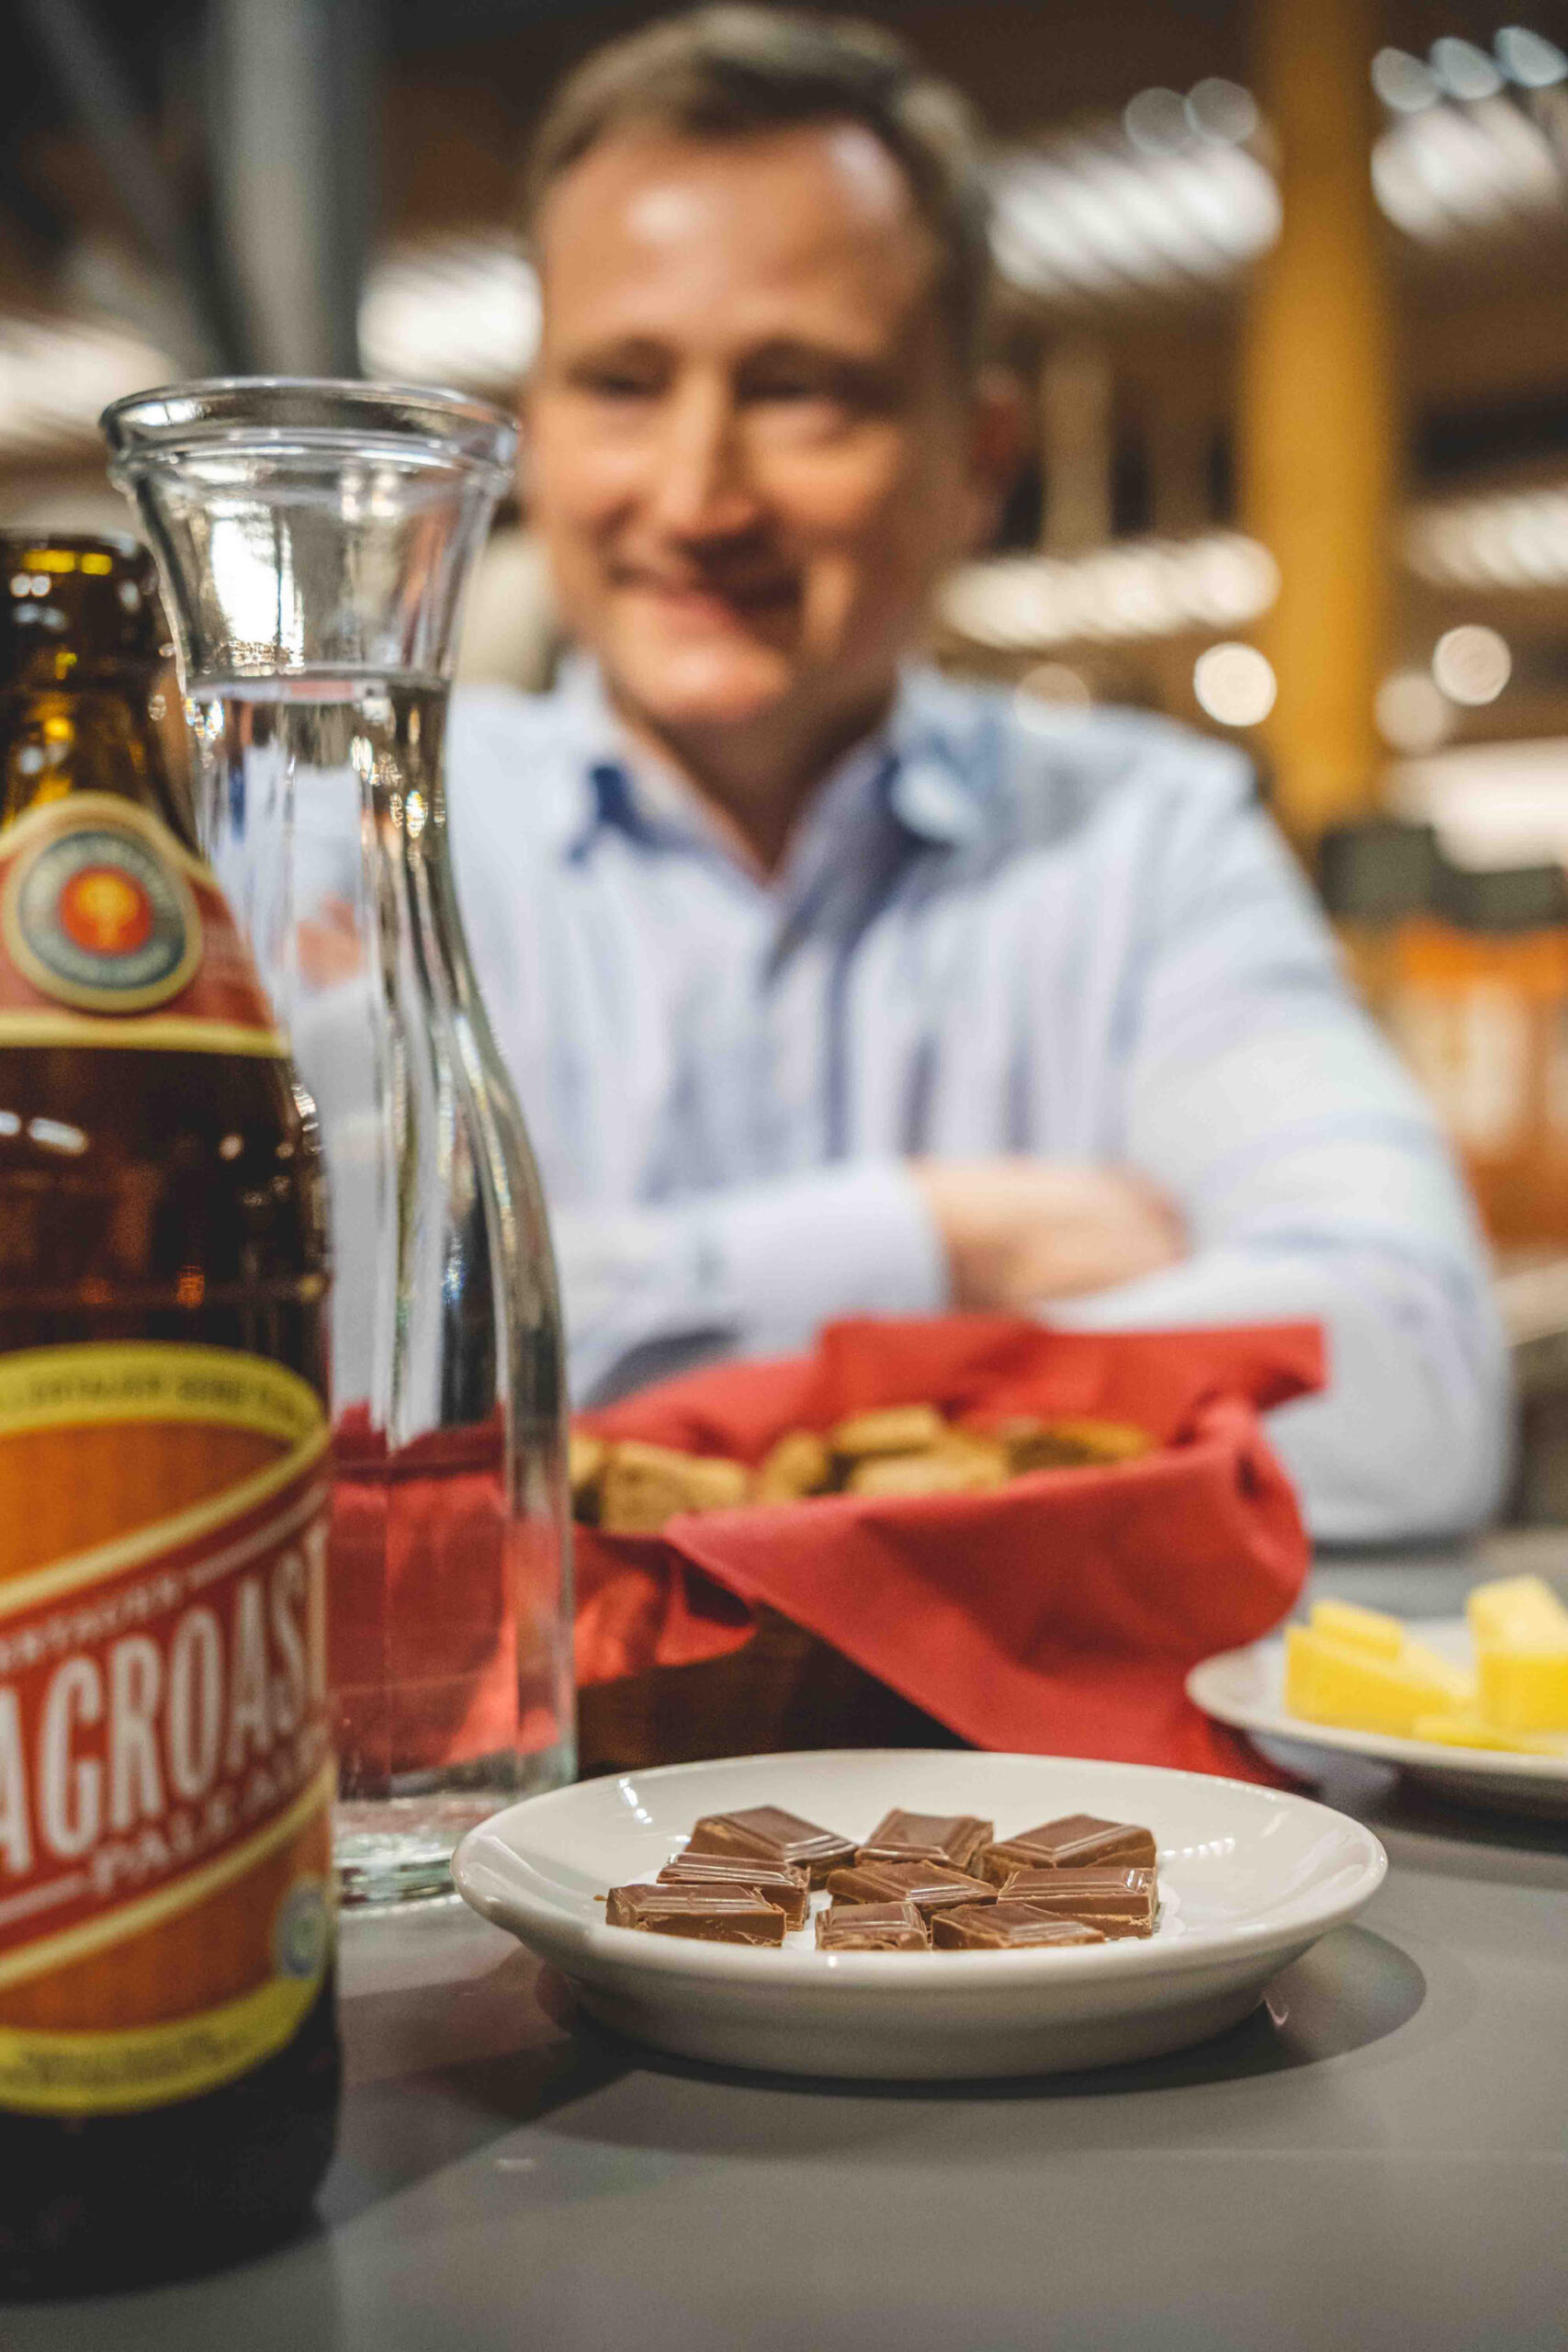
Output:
[190, 675, 573, 1903]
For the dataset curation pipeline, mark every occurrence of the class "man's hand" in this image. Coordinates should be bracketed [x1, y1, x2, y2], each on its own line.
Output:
[911, 1158, 1185, 1314]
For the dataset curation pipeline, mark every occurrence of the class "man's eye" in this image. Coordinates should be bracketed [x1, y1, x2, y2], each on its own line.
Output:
[571, 366, 662, 401]
[744, 375, 844, 408]
[741, 366, 892, 417]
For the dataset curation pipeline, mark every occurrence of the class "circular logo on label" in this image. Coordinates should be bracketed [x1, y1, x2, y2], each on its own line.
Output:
[58, 863, 156, 956]
[274, 1878, 331, 1981]
[3, 814, 202, 1012]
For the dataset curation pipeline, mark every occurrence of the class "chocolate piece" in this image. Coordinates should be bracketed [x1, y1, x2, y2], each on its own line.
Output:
[856, 1809, 993, 1871]
[826, 1860, 996, 1917]
[658, 1854, 810, 1930]
[685, 1805, 855, 1884]
[931, 1901, 1106, 1951]
[998, 1866, 1158, 1939]
[978, 1813, 1157, 1883]
[815, 1900, 929, 1951]
[604, 1883, 787, 1945]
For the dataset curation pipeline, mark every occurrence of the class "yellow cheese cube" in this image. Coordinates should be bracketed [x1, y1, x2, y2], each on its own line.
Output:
[1398, 1638, 1474, 1703]
[1284, 1626, 1473, 1738]
[1476, 1638, 1568, 1735]
[1412, 1712, 1568, 1757]
[1466, 1574, 1568, 1645]
[1308, 1599, 1405, 1658]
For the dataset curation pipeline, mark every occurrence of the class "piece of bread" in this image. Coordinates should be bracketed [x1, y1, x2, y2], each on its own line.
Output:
[986, 1416, 1154, 1474]
[933, 1429, 1010, 1485]
[847, 1445, 1003, 1498]
[754, 1429, 834, 1502]
[598, 1440, 750, 1534]
[1041, 1418, 1154, 1465]
[829, 1404, 949, 1460]
[568, 1431, 607, 1521]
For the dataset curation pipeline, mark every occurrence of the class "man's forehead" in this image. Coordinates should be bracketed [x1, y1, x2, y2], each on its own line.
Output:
[535, 121, 937, 333]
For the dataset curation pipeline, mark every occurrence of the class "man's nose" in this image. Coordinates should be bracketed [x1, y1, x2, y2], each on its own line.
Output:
[647, 374, 761, 542]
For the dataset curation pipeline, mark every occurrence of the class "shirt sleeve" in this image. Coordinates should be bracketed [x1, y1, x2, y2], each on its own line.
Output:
[555, 1159, 948, 1405]
[1054, 747, 1510, 1542]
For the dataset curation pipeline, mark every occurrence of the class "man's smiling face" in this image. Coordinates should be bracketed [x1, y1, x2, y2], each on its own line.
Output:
[526, 120, 987, 748]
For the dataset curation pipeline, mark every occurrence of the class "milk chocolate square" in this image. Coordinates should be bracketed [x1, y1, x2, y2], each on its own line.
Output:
[931, 1901, 1106, 1951]
[825, 1860, 996, 1917]
[815, 1899, 929, 1951]
[978, 1814, 1156, 1883]
[855, 1809, 993, 1870]
[604, 1883, 787, 1945]
[658, 1854, 810, 1930]
[998, 1866, 1158, 1938]
[684, 1805, 855, 1884]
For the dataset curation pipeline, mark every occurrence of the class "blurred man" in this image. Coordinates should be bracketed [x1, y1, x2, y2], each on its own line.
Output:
[447, 6, 1506, 1538]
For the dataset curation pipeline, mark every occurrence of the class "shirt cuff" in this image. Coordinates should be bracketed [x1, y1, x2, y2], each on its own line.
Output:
[702, 1159, 948, 1353]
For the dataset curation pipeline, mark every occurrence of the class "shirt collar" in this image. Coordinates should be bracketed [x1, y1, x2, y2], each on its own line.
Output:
[547, 654, 991, 865]
[883, 673, 992, 848]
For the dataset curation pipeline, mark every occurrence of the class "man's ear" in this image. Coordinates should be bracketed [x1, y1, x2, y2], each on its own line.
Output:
[962, 367, 1028, 554]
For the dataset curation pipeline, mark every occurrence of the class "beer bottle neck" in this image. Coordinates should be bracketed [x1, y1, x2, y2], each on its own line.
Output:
[0, 532, 195, 850]
[0, 675, 197, 848]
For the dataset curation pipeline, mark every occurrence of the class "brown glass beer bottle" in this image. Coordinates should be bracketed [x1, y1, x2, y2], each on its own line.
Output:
[0, 534, 338, 2291]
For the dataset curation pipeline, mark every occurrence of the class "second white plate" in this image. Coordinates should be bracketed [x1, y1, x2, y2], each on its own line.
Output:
[1188, 1617, 1568, 1816]
[452, 1747, 1384, 2079]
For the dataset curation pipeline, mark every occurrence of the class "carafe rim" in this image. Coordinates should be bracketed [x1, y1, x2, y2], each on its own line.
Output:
[100, 376, 516, 486]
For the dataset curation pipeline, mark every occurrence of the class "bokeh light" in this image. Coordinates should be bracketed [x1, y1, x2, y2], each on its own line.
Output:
[1193, 643, 1278, 728]
[1376, 672, 1453, 754]
[1017, 662, 1093, 712]
[1371, 49, 1439, 113]
[1432, 626, 1512, 707]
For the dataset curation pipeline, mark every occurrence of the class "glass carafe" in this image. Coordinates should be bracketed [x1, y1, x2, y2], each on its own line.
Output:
[102, 379, 574, 1904]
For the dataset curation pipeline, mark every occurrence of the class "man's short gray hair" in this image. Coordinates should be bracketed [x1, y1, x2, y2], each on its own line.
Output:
[524, 6, 995, 374]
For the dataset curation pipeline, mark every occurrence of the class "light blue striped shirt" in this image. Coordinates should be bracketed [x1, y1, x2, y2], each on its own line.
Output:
[446, 659, 1508, 1541]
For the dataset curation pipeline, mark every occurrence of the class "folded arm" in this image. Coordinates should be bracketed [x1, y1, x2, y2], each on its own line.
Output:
[1051, 757, 1509, 1542]
[558, 1157, 946, 1403]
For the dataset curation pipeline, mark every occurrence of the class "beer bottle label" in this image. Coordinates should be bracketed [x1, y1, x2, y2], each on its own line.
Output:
[0, 1343, 333, 2115]
[0, 793, 287, 1057]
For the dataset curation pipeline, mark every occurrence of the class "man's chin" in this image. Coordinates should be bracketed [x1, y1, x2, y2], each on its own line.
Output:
[602, 640, 803, 738]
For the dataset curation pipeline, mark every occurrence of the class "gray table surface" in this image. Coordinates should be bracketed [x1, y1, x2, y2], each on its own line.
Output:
[6, 1537, 1567, 2352]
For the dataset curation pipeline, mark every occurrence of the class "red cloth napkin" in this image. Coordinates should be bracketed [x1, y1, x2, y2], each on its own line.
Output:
[329, 1410, 528, 1790]
[576, 1316, 1324, 1785]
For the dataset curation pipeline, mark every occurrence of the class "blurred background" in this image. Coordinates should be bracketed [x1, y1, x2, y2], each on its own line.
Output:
[6, 0, 1568, 1494]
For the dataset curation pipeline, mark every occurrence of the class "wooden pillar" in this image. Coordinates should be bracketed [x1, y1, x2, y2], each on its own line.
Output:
[1240, 0, 1394, 841]
[1038, 338, 1114, 554]
[1147, 406, 1213, 538]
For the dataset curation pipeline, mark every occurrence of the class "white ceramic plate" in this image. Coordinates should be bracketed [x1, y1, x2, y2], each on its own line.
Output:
[451, 1748, 1385, 2080]
[1188, 1618, 1568, 1817]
